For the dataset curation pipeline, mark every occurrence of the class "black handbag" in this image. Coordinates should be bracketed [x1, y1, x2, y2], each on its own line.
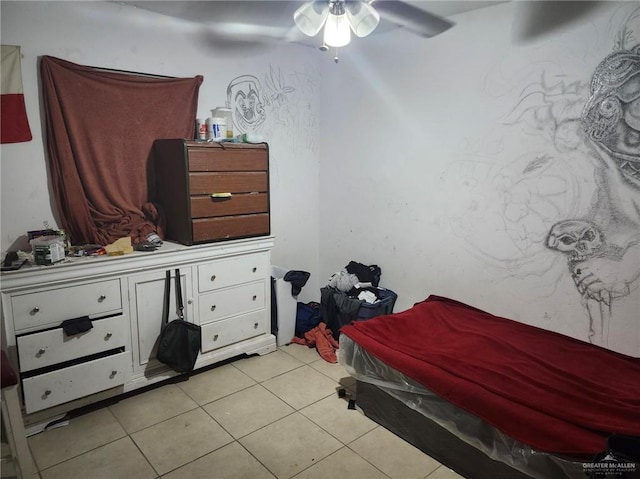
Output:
[156, 269, 201, 373]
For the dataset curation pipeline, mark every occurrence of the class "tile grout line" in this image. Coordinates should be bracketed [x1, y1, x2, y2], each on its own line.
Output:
[30, 347, 447, 479]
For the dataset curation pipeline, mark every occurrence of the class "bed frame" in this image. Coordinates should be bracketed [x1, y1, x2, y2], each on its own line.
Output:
[355, 380, 592, 479]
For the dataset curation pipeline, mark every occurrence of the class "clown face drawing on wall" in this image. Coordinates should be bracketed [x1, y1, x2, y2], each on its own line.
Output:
[226, 75, 266, 134]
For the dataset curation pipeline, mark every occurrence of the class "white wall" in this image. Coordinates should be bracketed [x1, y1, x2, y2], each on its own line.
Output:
[3, 1, 639, 356]
[319, 1, 640, 356]
[0, 1, 322, 302]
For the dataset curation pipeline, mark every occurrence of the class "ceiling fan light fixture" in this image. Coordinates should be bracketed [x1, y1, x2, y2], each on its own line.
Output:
[323, 11, 351, 47]
[346, 1, 380, 37]
[294, 1, 329, 37]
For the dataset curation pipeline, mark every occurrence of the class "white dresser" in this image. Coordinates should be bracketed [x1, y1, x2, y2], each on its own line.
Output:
[0, 237, 276, 430]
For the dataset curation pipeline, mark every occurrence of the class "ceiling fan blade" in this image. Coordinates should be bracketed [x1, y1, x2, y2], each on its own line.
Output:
[119, 1, 315, 50]
[513, 1, 604, 40]
[372, 1, 454, 38]
[197, 23, 292, 52]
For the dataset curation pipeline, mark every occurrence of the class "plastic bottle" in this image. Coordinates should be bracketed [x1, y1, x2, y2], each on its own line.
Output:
[211, 107, 233, 138]
[195, 118, 207, 140]
[206, 117, 227, 141]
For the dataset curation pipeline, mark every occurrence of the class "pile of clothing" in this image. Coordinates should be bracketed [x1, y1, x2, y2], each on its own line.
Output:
[292, 261, 386, 363]
[321, 261, 383, 340]
[291, 322, 340, 363]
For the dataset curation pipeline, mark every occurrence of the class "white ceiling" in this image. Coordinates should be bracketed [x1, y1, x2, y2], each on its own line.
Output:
[118, 1, 505, 24]
[116, 1, 507, 47]
[405, 1, 505, 17]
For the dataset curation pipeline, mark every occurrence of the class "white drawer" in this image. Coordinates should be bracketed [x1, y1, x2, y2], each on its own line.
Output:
[198, 281, 265, 323]
[22, 351, 128, 414]
[201, 310, 267, 352]
[198, 252, 268, 293]
[12, 279, 122, 331]
[17, 315, 127, 373]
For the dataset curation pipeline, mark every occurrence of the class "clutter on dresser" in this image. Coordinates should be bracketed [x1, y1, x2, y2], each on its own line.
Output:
[104, 237, 134, 256]
[211, 107, 233, 138]
[30, 236, 65, 265]
[28, 229, 68, 265]
[1, 228, 160, 274]
[206, 116, 226, 141]
[1, 252, 28, 272]
[195, 107, 232, 142]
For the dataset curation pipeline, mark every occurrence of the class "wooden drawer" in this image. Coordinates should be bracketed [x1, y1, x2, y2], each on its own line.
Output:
[193, 214, 269, 243]
[199, 281, 265, 323]
[201, 310, 267, 352]
[190, 193, 268, 218]
[188, 148, 268, 171]
[17, 315, 127, 373]
[189, 172, 268, 195]
[198, 252, 268, 292]
[22, 351, 128, 413]
[11, 279, 122, 331]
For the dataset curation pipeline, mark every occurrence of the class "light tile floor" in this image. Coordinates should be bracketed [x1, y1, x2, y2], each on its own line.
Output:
[26, 345, 464, 479]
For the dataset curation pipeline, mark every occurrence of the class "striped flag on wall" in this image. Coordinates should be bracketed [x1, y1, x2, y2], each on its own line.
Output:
[1, 45, 32, 144]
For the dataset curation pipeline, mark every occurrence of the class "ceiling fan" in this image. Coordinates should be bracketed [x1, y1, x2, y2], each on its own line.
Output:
[294, 1, 454, 45]
[118, 1, 456, 58]
[294, 0, 454, 61]
[119, 1, 603, 60]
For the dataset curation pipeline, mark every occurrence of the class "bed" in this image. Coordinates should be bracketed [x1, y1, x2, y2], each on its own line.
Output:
[339, 295, 640, 479]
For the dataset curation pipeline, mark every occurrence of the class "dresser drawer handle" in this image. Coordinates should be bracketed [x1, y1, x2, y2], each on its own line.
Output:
[213, 334, 219, 341]
[98, 295, 107, 302]
[43, 390, 52, 397]
[105, 332, 113, 340]
[31, 306, 40, 314]
[254, 322, 259, 329]
[210, 275, 216, 282]
[37, 348, 46, 356]
[252, 267, 257, 273]
[252, 295, 257, 301]
[110, 370, 118, 378]
[211, 305, 217, 311]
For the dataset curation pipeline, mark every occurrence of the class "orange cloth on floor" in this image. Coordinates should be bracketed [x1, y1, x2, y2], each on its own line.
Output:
[290, 323, 340, 363]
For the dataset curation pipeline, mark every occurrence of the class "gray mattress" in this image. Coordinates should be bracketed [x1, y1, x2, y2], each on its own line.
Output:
[339, 334, 587, 479]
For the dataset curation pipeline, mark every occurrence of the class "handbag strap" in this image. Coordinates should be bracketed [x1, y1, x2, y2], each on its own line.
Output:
[175, 268, 184, 320]
[162, 269, 171, 327]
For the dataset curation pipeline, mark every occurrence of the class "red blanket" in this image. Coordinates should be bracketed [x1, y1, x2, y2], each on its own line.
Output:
[341, 295, 640, 458]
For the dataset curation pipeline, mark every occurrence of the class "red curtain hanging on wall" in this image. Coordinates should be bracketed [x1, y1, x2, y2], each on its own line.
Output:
[40, 55, 203, 245]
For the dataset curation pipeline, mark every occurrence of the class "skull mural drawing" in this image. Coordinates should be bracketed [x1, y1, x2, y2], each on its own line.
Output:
[546, 220, 605, 263]
[547, 219, 614, 346]
[544, 38, 640, 353]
